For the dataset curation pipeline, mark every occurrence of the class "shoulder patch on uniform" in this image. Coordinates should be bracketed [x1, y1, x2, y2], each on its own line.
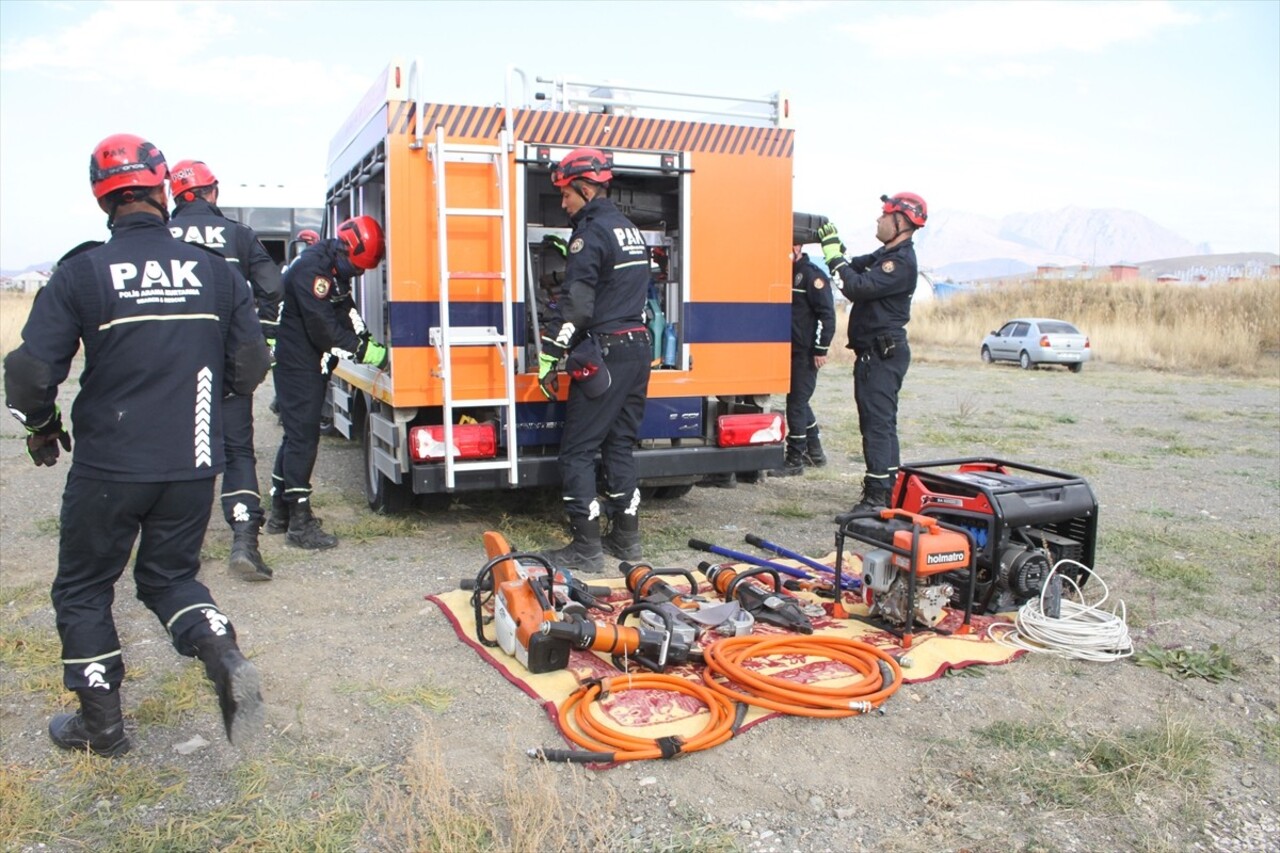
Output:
[881, 260, 896, 273]
[569, 237, 585, 254]
[312, 276, 331, 299]
[815, 279, 825, 289]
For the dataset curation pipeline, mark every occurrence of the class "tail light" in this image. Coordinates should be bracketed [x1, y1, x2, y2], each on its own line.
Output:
[1039, 335, 1051, 347]
[717, 413, 783, 448]
[409, 423, 497, 462]
[1084, 338, 1091, 348]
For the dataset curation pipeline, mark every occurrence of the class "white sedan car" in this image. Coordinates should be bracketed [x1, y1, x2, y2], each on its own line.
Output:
[981, 318, 1092, 372]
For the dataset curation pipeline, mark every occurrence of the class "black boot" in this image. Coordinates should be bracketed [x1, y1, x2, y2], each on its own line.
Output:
[265, 489, 288, 535]
[804, 427, 827, 468]
[194, 634, 265, 747]
[286, 500, 337, 550]
[602, 513, 641, 562]
[835, 480, 892, 524]
[49, 688, 131, 757]
[769, 441, 806, 477]
[229, 521, 273, 582]
[538, 516, 604, 573]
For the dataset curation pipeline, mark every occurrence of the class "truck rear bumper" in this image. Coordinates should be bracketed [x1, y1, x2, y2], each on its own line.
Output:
[410, 445, 783, 493]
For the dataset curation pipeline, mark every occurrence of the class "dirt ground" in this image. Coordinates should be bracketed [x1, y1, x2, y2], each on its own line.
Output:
[2, 349, 1278, 852]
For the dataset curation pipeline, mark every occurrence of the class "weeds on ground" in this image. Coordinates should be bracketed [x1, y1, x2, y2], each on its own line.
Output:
[1133, 644, 1241, 683]
[767, 502, 815, 519]
[131, 661, 212, 726]
[336, 680, 454, 711]
[367, 723, 621, 852]
[969, 713, 1213, 817]
[0, 624, 63, 700]
[332, 512, 424, 543]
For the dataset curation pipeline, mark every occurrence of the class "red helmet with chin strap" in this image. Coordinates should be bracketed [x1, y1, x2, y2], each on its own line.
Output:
[170, 160, 218, 203]
[296, 229, 321, 245]
[881, 192, 927, 228]
[337, 215, 384, 270]
[552, 147, 613, 187]
[89, 133, 167, 200]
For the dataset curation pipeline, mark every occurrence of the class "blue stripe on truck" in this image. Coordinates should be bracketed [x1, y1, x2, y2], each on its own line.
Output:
[388, 301, 788, 347]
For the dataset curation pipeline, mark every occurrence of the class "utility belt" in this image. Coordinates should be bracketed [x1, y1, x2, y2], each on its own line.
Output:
[855, 333, 905, 361]
[592, 327, 650, 348]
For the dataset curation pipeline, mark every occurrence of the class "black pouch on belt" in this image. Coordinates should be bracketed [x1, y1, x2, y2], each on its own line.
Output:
[875, 335, 896, 360]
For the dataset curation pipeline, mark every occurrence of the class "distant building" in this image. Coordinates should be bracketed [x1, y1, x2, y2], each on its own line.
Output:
[1109, 264, 1140, 282]
[7, 270, 50, 293]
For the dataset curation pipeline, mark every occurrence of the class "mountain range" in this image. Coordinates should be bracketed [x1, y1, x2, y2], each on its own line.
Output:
[914, 206, 1211, 282]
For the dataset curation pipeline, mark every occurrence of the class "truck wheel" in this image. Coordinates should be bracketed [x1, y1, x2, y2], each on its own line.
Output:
[362, 408, 412, 514]
[652, 484, 694, 500]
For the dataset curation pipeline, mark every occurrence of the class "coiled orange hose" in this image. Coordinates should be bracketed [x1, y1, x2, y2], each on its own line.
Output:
[701, 634, 902, 717]
[555, 672, 738, 762]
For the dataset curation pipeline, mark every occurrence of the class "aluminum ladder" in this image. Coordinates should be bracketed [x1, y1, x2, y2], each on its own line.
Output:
[428, 123, 519, 489]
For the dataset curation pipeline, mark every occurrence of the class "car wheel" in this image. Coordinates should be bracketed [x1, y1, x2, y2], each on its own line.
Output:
[981, 346, 993, 364]
[1019, 351, 1034, 370]
[1068, 362, 1083, 374]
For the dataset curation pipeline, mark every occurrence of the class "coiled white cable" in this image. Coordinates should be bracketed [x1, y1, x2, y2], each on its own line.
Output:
[987, 559, 1133, 662]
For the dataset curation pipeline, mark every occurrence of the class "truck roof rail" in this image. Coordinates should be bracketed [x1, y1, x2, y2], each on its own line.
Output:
[504, 69, 790, 129]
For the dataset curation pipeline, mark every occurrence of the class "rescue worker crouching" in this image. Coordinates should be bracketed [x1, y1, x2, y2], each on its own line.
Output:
[3, 133, 271, 756]
[816, 192, 926, 517]
[269, 215, 387, 549]
[535, 148, 653, 573]
[169, 159, 282, 581]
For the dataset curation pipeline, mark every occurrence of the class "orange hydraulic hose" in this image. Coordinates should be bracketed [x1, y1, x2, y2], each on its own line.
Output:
[554, 673, 738, 762]
[701, 634, 902, 718]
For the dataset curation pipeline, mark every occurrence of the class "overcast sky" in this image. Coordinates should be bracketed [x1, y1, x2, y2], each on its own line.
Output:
[1, 0, 1276, 271]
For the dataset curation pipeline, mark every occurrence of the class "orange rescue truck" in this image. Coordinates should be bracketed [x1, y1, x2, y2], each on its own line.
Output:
[324, 60, 795, 511]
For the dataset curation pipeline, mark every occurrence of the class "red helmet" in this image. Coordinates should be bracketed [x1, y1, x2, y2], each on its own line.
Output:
[89, 133, 167, 200]
[881, 192, 927, 228]
[552, 147, 613, 187]
[296, 229, 321, 245]
[169, 160, 218, 203]
[337, 215, 384, 270]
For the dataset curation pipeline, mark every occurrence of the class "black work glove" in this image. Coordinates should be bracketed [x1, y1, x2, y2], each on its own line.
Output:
[24, 406, 72, 467]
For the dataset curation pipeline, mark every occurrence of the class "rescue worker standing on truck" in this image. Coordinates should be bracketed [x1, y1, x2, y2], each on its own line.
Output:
[770, 240, 836, 477]
[3, 134, 271, 756]
[536, 148, 652, 573]
[268, 216, 387, 550]
[169, 159, 282, 581]
[817, 193, 926, 516]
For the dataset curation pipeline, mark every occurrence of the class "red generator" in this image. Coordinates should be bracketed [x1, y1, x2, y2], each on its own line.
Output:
[890, 458, 1099, 614]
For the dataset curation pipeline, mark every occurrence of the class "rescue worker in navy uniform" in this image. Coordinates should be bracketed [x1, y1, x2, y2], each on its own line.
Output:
[169, 159, 282, 581]
[770, 240, 837, 477]
[2, 134, 271, 757]
[816, 193, 927, 517]
[535, 148, 652, 573]
[268, 216, 387, 549]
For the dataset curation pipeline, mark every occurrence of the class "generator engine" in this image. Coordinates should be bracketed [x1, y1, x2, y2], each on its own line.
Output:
[840, 510, 972, 637]
[891, 459, 1098, 614]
